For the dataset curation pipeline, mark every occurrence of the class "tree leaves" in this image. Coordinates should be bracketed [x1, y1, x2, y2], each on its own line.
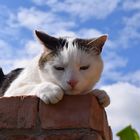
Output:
[117, 125, 140, 140]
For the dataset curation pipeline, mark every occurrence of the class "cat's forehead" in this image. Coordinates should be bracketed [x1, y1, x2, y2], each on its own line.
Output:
[56, 38, 93, 65]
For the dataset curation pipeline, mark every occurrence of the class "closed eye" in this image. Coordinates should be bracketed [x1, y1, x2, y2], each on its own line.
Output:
[54, 66, 65, 71]
[80, 65, 90, 70]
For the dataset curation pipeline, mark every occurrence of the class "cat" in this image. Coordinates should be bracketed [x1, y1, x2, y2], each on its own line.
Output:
[3, 30, 110, 107]
[0, 68, 23, 96]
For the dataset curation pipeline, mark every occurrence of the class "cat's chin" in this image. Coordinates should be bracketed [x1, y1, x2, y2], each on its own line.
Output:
[64, 90, 88, 95]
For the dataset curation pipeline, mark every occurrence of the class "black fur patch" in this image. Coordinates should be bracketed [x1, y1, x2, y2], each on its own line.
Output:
[35, 30, 68, 52]
[0, 68, 23, 96]
[59, 38, 68, 48]
[0, 68, 5, 87]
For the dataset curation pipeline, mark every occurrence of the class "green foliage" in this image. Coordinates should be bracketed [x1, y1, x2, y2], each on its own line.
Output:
[117, 125, 140, 140]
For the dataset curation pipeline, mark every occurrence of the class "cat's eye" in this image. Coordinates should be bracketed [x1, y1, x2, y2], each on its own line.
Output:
[54, 66, 65, 71]
[80, 65, 90, 70]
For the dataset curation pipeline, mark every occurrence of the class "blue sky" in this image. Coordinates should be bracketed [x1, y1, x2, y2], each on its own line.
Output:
[0, 0, 140, 139]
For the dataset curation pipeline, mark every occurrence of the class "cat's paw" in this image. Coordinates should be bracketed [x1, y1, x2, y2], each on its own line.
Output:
[35, 83, 64, 104]
[92, 89, 110, 107]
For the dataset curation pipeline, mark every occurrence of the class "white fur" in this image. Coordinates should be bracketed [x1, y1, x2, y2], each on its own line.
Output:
[4, 37, 110, 106]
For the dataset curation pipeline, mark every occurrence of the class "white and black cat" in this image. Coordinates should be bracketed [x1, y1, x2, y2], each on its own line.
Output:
[2, 30, 110, 107]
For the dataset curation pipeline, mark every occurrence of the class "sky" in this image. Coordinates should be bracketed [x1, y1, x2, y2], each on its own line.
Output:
[0, 0, 140, 139]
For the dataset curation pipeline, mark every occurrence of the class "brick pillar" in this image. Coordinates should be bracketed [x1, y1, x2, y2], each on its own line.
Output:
[0, 92, 112, 140]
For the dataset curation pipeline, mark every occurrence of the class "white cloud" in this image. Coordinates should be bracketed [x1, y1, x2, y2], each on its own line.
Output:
[24, 40, 42, 56]
[121, 70, 140, 86]
[32, 0, 120, 20]
[54, 29, 77, 37]
[54, 28, 103, 38]
[77, 28, 103, 38]
[115, 12, 140, 49]
[123, 0, 140, 11]
[104, 52, 127, 72]
[16, 7, 76, 34]
[32, 0, 58, 5]
[0, 39, 19, 73]
[0, 38, 42, 73]
[102, 82, 140, 140]
[101, 49, 140, 86]
[17, 7, 54, 29]
[0, 39, 13, 58]
[11, 58, 32, 69]
[0, 5, 20, 38]
[0, 39, 9, 49]
[123, 13, 140, 39]
[100, 50, 128, 84]
[0, 50, 24, 73]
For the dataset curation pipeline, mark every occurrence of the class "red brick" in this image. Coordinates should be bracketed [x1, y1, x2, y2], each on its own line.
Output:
[0, 96, 38, 128]
[101, 111, 113, 140]
[39, 132, 103, 140]
[0, 92, 112, 140]
[0, 130, 103, 140]
[39, 93, 104, 132]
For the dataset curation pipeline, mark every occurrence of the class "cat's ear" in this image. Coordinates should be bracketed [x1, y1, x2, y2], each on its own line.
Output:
[76, 35, 107, 55]
[87, 35, 108, 55]
[35, 30, 60, 52]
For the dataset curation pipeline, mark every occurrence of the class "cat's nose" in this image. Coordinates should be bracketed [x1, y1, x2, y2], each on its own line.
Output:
[67, 80, 78, 88]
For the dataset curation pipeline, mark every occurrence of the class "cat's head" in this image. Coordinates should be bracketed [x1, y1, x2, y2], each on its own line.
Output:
[35, 30, 107, 95]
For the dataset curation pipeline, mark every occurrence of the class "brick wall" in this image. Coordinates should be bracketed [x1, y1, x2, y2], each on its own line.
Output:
[0, 93, 112, 140]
